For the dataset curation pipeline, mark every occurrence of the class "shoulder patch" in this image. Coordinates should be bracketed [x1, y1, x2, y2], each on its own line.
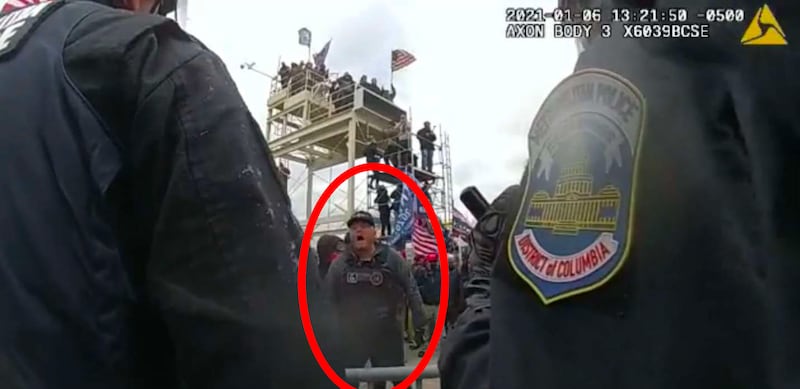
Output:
[507, 69, 646, 305]
[0, 0, 62, 59]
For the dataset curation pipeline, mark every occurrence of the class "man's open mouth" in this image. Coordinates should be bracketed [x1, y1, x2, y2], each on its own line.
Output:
[355, 235, 365, 241]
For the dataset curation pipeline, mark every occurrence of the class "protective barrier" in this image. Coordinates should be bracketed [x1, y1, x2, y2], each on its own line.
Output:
[345, 365, 440, 389]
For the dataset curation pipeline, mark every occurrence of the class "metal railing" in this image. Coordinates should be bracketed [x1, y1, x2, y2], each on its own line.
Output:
[271, 67, 328, 96]
[345, 365, 440, 389]
[269, 68, 356, 125]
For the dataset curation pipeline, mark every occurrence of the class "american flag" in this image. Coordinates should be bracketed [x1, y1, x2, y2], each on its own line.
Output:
[412, 216, 438, 257]
[391, 49, 416, 72]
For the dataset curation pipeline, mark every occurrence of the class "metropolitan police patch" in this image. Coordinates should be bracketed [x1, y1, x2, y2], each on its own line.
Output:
[507, 69, 645, 304]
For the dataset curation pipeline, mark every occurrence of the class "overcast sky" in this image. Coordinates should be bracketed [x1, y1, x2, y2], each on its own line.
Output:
[183, 0, 576, 223]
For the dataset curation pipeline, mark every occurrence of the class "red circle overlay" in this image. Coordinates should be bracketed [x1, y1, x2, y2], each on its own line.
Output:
[297, 162, 449, 389]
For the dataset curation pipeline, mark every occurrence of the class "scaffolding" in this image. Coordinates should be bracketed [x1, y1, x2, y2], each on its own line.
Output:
[365, 124, 454, 232]
[265, 64, 445, 388]
[265, 66, 436, 237]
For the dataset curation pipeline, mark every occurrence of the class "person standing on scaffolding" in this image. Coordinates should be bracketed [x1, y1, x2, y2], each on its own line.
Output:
[364, 136, 382, 189]
[417, 121, 437, 172]
[375, 185, 392, 236]
[390, 185, 402, 217]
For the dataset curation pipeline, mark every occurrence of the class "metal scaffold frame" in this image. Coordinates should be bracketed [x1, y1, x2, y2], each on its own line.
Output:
[364, 123, 454, 229]
[440, 130, 455, 225]
[264, 66, 412, 237]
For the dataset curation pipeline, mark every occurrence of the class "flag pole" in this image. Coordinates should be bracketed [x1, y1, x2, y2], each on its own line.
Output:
[389, 50, 395, 87]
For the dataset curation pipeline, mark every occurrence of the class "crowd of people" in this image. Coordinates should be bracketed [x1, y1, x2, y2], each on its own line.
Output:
[276, 59, 396, 117]
[329, 72, 355, 113]
[314, 211, 468, 387]
[277, 60, 329, 94]
[359, 74, 396, 101]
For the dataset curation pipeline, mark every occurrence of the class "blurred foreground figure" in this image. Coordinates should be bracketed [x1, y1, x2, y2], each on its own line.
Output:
[440, 1, 800, 388]
[0, 1, 338, 388]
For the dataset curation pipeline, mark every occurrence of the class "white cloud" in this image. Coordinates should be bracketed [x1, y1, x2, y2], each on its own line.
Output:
[183, 0, 576, 222]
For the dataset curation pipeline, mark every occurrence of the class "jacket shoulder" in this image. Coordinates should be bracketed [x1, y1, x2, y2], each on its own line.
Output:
[64, 4, 205, 71]
[328, 253, 351, 274]
[382, 247, 405, 268]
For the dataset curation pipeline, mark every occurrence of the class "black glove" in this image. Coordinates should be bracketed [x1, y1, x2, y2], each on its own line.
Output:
[464, 184, 523, 299]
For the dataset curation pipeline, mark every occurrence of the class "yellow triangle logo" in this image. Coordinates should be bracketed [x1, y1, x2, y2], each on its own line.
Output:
[741, 4, 787, 45]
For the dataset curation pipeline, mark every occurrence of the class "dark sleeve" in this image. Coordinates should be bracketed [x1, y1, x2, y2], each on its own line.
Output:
[439, 303, 490, 388]
[726, 7, 800, 376]
[438, 274, 491, 389]
[325, 257, 346, 304]
[394, 253, 427, 328]
[439, 235, 494, 389]
[306, 248, 323, 291]
[65, 15, 336, 389]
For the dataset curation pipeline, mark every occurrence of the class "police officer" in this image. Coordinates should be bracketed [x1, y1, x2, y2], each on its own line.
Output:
[326, 211, 428, 389]
[0, 1, 338, 388]
[440, 1, 800, 388]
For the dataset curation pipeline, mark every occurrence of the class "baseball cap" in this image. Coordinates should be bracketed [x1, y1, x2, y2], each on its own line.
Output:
[346, 211, 375, 227]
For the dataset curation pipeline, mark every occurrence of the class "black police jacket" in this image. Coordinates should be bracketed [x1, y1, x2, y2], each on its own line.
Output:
[0, 1, 337, 388]
[416, 128, 436, 150]
[441, 1, 800, 388]
[326, 245, 428, 331]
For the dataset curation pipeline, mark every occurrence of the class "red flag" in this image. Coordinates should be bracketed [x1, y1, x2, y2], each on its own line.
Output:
[391, 49, 416, 72]
[412, 216, 437, 257]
